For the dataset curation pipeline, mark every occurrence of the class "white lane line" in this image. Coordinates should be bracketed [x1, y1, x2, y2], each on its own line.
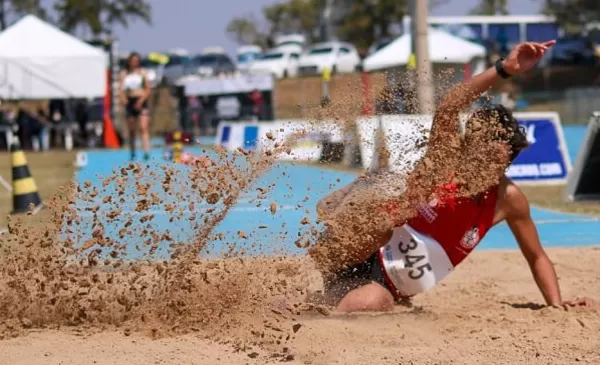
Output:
[533, 218, 600, 224]
[495, 218, 600, 227]
[0, 175, 11, 192]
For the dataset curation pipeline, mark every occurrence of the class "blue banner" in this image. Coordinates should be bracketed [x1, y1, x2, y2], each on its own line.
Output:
[243, 125, 259, 150]
[220, 125, 231, 145]
[506, 116, 570, 183]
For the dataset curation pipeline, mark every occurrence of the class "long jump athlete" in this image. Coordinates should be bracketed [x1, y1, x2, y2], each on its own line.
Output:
[310, 40, 594, 313]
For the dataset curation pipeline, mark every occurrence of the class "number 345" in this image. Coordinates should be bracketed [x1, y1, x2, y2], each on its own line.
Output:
[398, 238, 432, 280]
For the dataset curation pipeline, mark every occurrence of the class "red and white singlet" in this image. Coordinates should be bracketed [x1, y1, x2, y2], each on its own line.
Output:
[378, 183, 498, 299]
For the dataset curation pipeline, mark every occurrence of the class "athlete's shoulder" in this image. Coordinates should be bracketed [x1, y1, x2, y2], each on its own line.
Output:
[498, 176, 530, 219]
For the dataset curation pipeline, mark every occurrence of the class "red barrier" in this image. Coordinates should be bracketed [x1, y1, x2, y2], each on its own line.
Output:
[362, 71, 372, 116]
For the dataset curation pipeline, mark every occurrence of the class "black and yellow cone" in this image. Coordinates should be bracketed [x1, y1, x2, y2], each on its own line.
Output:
[11, 138, 42, 214]
[172, 131, 183, 163]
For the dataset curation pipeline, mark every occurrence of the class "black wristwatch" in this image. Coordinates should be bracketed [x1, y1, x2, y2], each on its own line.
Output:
[495, 58, 512, 79]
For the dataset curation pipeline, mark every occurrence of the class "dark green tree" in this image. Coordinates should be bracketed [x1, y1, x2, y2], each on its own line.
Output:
[225, 15, 270, 48]
[225, 0, 450, 53]
[0, 0, 48, 30]
[54, 0, 151, 37]
[469, 0, 509, 15]
[263, 0, 320, 42]
[543, 0, 600, 33]
[336, 0, 409, 52]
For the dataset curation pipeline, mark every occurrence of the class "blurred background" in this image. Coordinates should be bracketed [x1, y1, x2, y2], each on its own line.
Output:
[0, 0, 597, 152]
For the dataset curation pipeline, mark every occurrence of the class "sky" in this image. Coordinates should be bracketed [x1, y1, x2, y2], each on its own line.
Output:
[46, 0, 543, 56]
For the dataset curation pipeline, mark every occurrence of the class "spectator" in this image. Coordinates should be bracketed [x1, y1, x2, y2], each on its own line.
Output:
[119, 51, 151, 161]
[34, 108, 51, 151]
[187, 96, 204, 137]
[0, 104, 14, 150]
[49, 99, 66, 122]
[249, 89, 264, 120]
[16, 108, 49, 151]
[48, 98, 66, 147]
[75, 99, 89, 146]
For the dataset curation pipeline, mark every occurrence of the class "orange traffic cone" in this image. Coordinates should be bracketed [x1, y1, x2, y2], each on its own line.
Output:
[103, 115, 120, 148]
[103, 68, 120, 149]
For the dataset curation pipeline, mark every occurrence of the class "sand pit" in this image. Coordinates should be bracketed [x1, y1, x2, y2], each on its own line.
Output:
[1, 247, 599, 365]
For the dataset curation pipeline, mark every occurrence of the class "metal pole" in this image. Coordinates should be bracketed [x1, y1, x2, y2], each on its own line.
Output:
[414, 0, 435, 114]
[409, 0, 416, 64]
[321, 0, 333, 42]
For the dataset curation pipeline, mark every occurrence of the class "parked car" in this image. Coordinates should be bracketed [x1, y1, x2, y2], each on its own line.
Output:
[297, 41, 361, 76]
[185, 53, 236, 77]
[367, 37, 395, 57]
[162, 53, 192, 85]
[274, 33, 306, 53]
[249, 48, 300, 78]
[236, 45, 262, 72]
[202, 46, 227, 55]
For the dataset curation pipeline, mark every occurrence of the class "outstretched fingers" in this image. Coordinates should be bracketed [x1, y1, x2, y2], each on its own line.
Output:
[522, 42, 550, 57]
[541, 40, 556, 47]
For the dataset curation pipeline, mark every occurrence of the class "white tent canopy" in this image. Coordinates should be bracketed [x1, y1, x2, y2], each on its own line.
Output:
[0, 15, 108, 99]
[363, 27, 486, 72]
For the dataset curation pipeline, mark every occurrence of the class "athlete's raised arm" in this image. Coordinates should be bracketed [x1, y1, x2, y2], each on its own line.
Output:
[424, 41, 556, 169]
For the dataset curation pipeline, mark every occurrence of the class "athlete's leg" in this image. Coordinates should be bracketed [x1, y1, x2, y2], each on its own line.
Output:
[309, 220, 393, 276]
[316, 250, 396, 313]
[336, 282, 395, 313]
[311, 170, 406, 274]
[139, 108, 150, 161]
[127, 115, 137, 160]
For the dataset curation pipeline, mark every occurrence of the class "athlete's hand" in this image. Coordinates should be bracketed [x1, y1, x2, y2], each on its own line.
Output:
[560, 297, 595, 308]
[503, 40, 555, 76]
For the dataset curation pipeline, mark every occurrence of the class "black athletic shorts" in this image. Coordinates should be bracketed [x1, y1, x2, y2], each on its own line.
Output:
[126, 97, 148, 118]
[323, 253, 397, 301]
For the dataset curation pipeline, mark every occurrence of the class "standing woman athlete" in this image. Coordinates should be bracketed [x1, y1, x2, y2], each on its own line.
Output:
[120, 52, 151, 161]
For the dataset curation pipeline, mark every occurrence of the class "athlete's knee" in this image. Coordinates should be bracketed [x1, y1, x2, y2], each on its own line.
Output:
[336, 284, 394, 313]
[139, 116, 150, 130]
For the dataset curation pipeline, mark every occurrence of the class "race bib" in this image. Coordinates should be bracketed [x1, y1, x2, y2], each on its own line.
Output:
[379, 224, 454, 297]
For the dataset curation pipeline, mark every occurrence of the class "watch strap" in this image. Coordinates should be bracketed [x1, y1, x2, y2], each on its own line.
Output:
[495, 58, 511, 79]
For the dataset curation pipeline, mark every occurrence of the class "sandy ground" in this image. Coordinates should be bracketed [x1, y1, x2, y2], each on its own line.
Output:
[0, 150, 76, 226]
[2, 246, 599, 365]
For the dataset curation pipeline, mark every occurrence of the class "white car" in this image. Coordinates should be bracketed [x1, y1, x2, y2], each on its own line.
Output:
[274, 33, 306, 53]
[249, 49, 300, 79]
[297, 42, 361, 76]
[236, 45, 262, 72]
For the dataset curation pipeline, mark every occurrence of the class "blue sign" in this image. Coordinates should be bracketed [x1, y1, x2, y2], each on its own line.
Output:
[220, 125, 231, 145]
[506, 115, 571, 183]
[243, 125, 259, 150]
